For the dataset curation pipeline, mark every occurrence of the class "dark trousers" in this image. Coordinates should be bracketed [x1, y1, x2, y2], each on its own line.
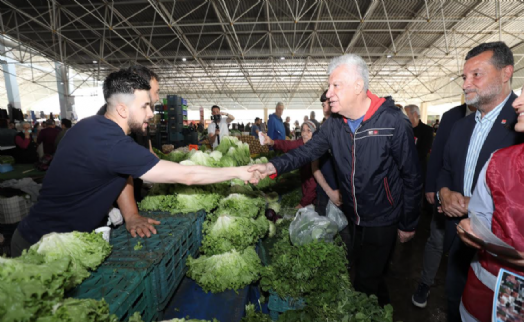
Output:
[340, 221, 398, 306]
[315, 191, 329, 217]
[446, 234, 477, 322]
[10, 228, 33, 257]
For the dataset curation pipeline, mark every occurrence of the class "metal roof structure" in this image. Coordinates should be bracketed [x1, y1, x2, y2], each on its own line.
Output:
[1, 0, 524, 110]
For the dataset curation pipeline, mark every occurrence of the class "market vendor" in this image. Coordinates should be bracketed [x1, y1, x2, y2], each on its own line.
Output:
[260, 121, 317, 208]
[11, 69, 259, 257]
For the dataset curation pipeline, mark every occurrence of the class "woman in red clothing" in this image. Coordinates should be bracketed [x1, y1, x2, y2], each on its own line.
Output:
[13, 122, 38, 163]
[262, 121, 317, 208]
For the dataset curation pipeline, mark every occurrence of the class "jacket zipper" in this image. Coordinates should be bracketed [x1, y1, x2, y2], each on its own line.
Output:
[351, 124, 363, 225]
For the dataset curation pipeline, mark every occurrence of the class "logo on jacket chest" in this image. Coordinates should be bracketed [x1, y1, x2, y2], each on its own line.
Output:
[355, 128, 395, 140]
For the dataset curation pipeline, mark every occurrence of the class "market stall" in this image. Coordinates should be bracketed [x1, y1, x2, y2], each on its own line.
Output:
[1, 136, 396, 322]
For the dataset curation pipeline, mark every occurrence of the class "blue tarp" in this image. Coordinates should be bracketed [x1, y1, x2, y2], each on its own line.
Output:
[163, 277, 268, 321]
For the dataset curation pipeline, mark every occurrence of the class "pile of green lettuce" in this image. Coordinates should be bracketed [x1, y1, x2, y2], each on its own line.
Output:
[0, 231, 114, 322]
[260, 222, 394, 322]
[200, 214, 269, 255]
[139, 187, 221, 213]
[186, 247, 262, 293]
[215, 194, 265, 219]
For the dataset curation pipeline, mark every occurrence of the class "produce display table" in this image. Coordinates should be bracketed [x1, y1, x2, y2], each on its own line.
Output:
[0, 164, 46, 181]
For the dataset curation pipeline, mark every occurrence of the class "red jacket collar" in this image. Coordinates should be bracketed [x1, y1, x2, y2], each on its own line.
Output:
[343, 91, 385, 123]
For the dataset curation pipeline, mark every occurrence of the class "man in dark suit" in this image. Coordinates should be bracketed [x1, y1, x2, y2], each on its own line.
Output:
[436, 42, 524, 322]
[404, 104, 434, 186]
[411, 103, 476, 309]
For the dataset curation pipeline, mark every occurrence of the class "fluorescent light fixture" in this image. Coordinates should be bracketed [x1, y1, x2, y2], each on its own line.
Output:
[182, 57, 187, 61]
[280, 56, 285, 60]
[386, 54, 392, 58]
[93, 60, 97, 63]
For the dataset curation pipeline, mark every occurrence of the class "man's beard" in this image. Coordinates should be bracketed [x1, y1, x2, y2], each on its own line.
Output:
[128, 118, 147, 136]
[464, 82, 502, 111]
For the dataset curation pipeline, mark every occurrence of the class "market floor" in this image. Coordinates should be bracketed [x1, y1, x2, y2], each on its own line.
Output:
[385, 208, 448, 322]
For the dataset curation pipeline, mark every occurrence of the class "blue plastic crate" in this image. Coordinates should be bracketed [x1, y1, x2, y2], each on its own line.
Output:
[267, 290, 306, 321]
[68, 265, 157, 322]
[107, 211, 205, 311]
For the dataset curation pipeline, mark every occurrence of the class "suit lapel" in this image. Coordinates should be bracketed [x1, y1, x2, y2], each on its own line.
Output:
[473, 93, 517, 191]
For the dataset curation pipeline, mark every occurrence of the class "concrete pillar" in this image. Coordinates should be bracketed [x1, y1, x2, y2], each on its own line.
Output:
[0, 36, 22, 117]
[55, 62, 74, 119]
[461, 93, 465, 105]
[264, 107, 268, 122]
[420, 102, 429, 124]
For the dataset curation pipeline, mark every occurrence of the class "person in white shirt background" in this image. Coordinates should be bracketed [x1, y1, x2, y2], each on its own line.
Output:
[207, 105, 235, 149]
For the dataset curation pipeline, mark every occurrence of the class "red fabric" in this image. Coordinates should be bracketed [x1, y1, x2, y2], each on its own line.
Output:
[462, 144, 524, 321]
[273, 139, 317, 206]
[462, 267, 493, 322]
[15, 136, 30, 149]
[37, 127, 61, 155]
[363, 90, 386, 122]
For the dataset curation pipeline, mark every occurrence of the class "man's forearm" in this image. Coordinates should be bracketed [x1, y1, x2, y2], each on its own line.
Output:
[117, 176, 140, 220]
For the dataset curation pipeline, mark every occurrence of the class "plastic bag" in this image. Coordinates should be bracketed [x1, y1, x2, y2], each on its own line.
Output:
[289, 207, 338, 246]
[326, 200, 348, 232]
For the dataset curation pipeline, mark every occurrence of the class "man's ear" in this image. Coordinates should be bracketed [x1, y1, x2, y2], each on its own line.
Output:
[115, 103, 128, 119]
[354, 79, 364, 95]
[502, 65, 514, 84]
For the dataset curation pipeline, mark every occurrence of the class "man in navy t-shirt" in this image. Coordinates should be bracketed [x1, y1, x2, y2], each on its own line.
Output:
[11, 70, 258, 257]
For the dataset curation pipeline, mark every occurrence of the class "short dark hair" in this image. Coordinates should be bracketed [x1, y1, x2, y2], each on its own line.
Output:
[45, 119, 54, 126]
[126, 65, 160, 83]
[465, 41, 514, 69]
[320, 90, 328, 102]
[255, 117, 260, 122]
[211, 105, 220, 111]
[61, 118, 72, 128]
[103, 69, 151, 101]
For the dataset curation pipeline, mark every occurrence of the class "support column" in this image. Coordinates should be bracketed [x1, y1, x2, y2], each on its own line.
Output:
[0, 36, 22, 118]
[461, 93, 465, 105]
[55, 62, 74, 119]
[420, 102, 429, 124]
[264, 107, 269, 122]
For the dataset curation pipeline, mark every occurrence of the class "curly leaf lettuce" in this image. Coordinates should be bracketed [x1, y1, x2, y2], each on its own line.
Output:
[200, 214, 269, 255]
[186, 247, 262, 293]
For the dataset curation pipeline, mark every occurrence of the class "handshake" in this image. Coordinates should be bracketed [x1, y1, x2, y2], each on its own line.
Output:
[237, 163, 277, 185]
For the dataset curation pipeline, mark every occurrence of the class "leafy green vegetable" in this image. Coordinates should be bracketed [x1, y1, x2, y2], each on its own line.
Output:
[268, 222, 277, 238]
[280, 189, 302, 208]
[134, 241, 143, 251]
[239, 304, 272, 322]
[28, 231, 112, 286]
[36, 298, 119, 322]
[0, 155, 14, 165]
[268, 202, 280, 213]
[200, 214, 269, 255]
[166, 150, 187, 163]
[0, 232, 113, 322]
[139, 187, 220, 213]
[216, 194, 265, 219]
[186, 247, 262, 293]
[260, 226, 349, 305]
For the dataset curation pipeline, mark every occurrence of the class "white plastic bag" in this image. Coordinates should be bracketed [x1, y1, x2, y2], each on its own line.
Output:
[289, 207, 338, 246]
[326, 200, 348, 232]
